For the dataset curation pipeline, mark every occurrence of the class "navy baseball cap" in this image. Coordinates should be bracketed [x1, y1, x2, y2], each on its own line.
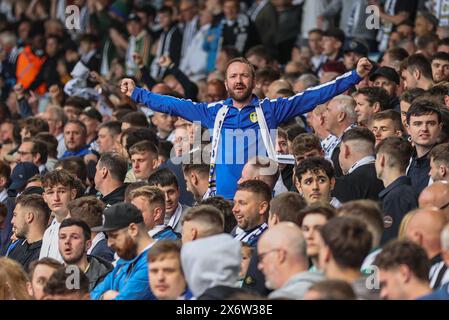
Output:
[81, 107, 103, 123]
[323, 28, 346, 44]
[92, 203, 144, 232]
[369, 66, 400, 85]
[9, 162, 39, 191]
[127, 13, 142, 23]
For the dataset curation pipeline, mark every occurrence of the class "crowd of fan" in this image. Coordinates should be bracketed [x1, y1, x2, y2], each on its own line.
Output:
[1, 0, 449, 300]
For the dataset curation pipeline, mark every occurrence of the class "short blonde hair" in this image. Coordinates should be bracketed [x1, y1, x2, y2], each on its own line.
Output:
[0, 257, 32, 300]
[129, 140, 158, 157]
[398, 211, 416, 240]
[128, 186, 165, 209]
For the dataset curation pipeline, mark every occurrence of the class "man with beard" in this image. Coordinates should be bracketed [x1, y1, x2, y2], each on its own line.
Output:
[90, 203, 156, 300]
[58, 218, 113, 291]
[431, 52, 449, 84]
[232, 180, 271, 247]
[121, 57, 372, 199]
[8, 194, 48, 271]
[61, 120, 92, 159]
[40, 170, 77, 262]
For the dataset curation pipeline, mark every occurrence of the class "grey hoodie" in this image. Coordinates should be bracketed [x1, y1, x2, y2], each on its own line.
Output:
[268, 271, 325, 300]
[181, 233, 242, 298]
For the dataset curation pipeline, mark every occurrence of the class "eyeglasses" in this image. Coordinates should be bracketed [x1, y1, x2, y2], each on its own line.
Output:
[440, 200, 449, 210]
[257, 248, 281, 262]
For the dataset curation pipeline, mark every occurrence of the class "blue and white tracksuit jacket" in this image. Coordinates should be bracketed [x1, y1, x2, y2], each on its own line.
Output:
[131, 70, 362, 199]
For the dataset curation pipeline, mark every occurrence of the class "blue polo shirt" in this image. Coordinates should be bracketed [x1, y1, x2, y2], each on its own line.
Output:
[60, 145, 92, 159]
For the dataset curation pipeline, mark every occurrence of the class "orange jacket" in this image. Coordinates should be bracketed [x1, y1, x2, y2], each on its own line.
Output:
[16, 45, 47, 94]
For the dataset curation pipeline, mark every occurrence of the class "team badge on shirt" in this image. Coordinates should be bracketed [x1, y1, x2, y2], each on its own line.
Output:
[383, 215, 393, 229]
[249, 112, 258, 123]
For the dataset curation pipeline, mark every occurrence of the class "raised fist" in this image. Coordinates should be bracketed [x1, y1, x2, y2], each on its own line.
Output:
[120, 78, 136, 97]
[158, 55, 172, 68]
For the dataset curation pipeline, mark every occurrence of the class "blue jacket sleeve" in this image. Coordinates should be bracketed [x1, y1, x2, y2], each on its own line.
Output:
[18, 98, 34, 118]
[113, 264, 154, 300]
[90, 269, 114, 299]
[268, 70, 362, 125]
[131, 87, 213, 127]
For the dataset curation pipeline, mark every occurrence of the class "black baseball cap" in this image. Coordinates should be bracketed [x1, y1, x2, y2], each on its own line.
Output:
[369, 66, 400, 85]
[343, 39, 369, 56]
[9, 162, 39, 191]
[92, 203, 144, 232]
[81, 106, 103, 123]
[127, 13, 142, 23]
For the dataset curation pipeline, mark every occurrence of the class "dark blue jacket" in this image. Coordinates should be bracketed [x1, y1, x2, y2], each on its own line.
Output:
[407, 150, 431, 197]
[90, 238, 115, 262]
[379, 176, 417, 245]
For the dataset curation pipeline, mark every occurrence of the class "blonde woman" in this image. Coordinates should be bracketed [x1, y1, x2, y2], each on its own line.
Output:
[0, 257, 32, 300]
[398, 211, 417, 240]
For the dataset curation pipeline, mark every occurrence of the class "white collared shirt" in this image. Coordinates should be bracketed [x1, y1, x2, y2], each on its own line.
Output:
[39, 219, 63, 262]
[330, 197, 342, 208]
[274, 175, 288, 196]
[321, 134, 339, 160]
[148, 224, 166, 239]
[347, 156, 376, 175]
[327, 124, 356, 160]
[167, 204, 183, 231]
[57, 133, 66, 159]
[38, 164, 46, 174]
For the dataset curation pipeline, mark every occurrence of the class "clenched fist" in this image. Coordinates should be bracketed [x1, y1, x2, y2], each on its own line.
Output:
[120, 78, 136, 97]
[356, 57, 373, 78]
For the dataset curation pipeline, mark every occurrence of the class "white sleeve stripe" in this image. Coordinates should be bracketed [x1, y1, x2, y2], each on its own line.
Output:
[207, 100, 225, 108]
[287, 71, 353, 101]
[267, 71, 354, 103]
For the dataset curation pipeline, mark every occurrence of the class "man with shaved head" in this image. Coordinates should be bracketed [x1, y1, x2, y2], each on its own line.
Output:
[257, 222, 324, 299]
[420, 223, 449, 299]
[418, 182, 449, 220]
[238, 156, 285, 195]
[406, 207, 449, 288]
